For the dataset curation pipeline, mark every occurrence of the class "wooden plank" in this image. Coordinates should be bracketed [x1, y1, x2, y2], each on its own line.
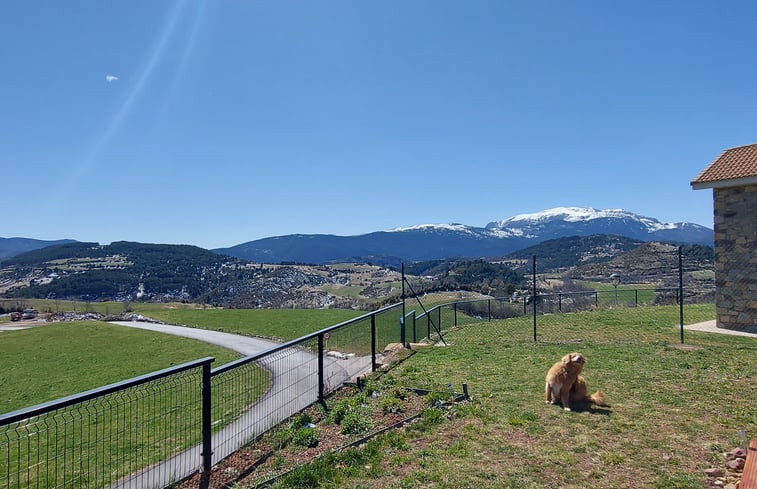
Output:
[741, 439, 757, 489]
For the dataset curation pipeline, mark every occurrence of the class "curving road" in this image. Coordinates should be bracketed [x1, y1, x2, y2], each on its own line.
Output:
[108, 321, 373, 489]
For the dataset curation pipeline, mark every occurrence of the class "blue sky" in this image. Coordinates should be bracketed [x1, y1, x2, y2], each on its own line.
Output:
[3, 1, 756, 249]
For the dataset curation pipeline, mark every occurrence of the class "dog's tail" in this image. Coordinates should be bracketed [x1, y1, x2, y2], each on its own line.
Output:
[588, 390, 609, 407]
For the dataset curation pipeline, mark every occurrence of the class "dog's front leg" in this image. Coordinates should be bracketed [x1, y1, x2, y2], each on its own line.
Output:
[560, 384, 572, 411]
[545, 382, 554, 404]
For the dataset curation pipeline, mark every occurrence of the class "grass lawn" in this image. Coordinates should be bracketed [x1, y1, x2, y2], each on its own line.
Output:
[259, 304, 755, 489]
[2, 300, 366, 342]
[574, 280, 659, 306]
[0, 321, 241, 414]
[4, 301, 748, 489]
[0, 321, 267, 489]
[1, 298, 131, 316]
[130, 305, 365, 341]
[132, 305, 408, 357]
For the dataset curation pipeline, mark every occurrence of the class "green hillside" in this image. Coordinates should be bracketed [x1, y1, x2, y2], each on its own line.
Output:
[1, 241, 260, 302]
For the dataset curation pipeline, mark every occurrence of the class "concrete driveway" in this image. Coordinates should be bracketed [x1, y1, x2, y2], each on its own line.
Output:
[685, 320, 757, 337]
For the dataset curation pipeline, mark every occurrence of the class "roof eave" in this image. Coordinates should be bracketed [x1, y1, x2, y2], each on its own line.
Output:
[691, 175, 757, 190]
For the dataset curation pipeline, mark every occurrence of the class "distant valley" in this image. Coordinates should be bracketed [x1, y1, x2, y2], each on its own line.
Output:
[0, 207, 714, 309]
[0, 237, 713, 311]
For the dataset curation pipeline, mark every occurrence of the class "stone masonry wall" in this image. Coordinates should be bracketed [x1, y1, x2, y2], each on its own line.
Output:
[713, 183, 757, 333]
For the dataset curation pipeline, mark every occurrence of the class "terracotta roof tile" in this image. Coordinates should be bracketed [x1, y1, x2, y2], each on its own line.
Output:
[692, 143, 757, 185]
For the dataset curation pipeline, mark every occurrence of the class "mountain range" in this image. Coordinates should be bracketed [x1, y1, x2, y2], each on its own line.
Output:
[0, 237, 77, 260]
[0, 217, 715, 307]
[214, 207, 713, 265]
[1, 207, 713, 266]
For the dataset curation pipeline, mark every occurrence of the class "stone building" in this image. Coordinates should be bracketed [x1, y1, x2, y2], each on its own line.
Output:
[691, 143, 757, 333]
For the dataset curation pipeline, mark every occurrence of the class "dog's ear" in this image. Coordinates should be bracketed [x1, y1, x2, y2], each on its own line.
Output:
[561, 354, 572, 364]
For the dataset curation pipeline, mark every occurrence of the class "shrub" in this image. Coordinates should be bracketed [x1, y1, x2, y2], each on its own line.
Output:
[361, 378, 381, 397]
[292, 427, 320, 448]
[270, 429, 293, 450]
[288, 413, 313, 431]
[327, 393, 367, 425]
[410, 408, 444, 433]
[389, 386, 407, 400]
[424, 391, 451, 407]
[381, 396, 405, 414]
[340, 410, 373, 434]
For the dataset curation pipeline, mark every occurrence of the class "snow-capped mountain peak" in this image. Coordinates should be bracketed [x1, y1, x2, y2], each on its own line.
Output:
[488, 207, 674, 231]
[508, 206, 622, 222]
[388, 207, 707, 244]
[485, 206, 698, 239]
[494, 207, 628, 225]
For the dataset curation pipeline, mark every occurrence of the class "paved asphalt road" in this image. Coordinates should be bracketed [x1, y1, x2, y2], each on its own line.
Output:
[109, 320, 282, 355]
[108, 320, 372, 489]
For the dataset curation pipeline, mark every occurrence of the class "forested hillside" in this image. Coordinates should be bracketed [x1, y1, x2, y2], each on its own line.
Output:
[1, 242, 261, 301]
[405, 259, 524, 296]
[505, 234, 644, 272]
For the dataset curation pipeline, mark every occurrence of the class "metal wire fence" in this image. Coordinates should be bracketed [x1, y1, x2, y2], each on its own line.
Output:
[0, 358, 210, 489]
[404, 245, 718, 346]
[416, 295, 714, 345]
[0, 303, 404, 489]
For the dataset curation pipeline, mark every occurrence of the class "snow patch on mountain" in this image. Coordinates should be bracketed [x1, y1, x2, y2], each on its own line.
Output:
[390, 223, 477, 234]
[502, 207, 630, 223]
[487, 207, 679, 233]
[390, 207, 696, 240]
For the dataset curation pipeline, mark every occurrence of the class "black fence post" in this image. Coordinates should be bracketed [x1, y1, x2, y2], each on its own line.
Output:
[558, 294, 562, 312]
[635, 289, 638, 305]
[400, 316, 406, 347]
[595, 291, 598, 308]
[523, 296, 527, 314]
[532, 255, 537, 342]
[454, 303, 458, 327]
[427, 314, 431, 341]
[488, 299, 491, 322]
[401, 263, 406, 326]
[412, 311, 417, 343]
[679, 246, 684, 344]
[318, 333, 325, 402]
[371, 314, 377, 371]
[201, 360, 213, 473]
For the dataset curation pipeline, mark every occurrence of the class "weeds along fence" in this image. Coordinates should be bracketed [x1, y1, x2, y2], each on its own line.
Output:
[0, 303, 403, 489]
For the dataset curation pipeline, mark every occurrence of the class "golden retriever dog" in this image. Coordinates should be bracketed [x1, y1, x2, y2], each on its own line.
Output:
[545, 352, 586, 411]
[545, 352, 607, 411]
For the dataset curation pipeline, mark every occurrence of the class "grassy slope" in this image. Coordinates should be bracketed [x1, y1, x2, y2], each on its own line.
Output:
[4, 302, 752, 488]
[133, 306, 366, 341]
[271, 304, 756, 489]
[0, 321, 240, 413]
[574, 280, 658, 304]
[3, 300, 365, 339]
